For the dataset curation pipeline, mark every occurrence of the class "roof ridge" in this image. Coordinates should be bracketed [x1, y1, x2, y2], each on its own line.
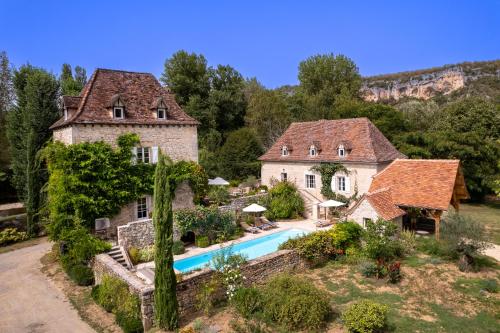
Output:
[365, 118, 378, 161]
[395, 159, 460, 163]
[72, 69, 99, 123]
[367, 187, 391, 195]
[288, 117, 369, 126]
[95, 68, 155, 76]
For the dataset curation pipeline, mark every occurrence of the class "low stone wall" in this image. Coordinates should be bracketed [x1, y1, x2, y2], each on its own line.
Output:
[117, 219, 155, 248]
[229, 193, 268, 211]
[93, 249, 306, 330]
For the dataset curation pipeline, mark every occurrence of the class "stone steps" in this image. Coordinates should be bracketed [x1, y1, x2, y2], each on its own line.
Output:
[107, 246, 128, 268]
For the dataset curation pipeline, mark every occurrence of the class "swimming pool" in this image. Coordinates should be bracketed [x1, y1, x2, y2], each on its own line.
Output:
[173, 228, 308, 273]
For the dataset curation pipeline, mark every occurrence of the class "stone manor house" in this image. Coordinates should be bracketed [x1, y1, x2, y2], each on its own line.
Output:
[50, 68, 199, 236]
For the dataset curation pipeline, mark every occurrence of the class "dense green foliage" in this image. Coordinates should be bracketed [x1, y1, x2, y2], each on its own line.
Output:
[174, 206, 237, 244]
[363, 219, 403, 263]
[311, 163, 352, 201]
[260, 274, 331, 330]
[207, 185, 230, 205]
[153, 153, 179, 330]
[231, 287, 263, 318]
[92, 274, 143, 333]
[43, 134, 155, 239]
[342, 300, 388, 333]
[6, 65, 60, 236]
[172, 240, 185, 255]
[279, 221, 362, 264]
[218, 128, 263, 180]
[0, 52, 14, 199]
[260, 181, 304, 219]
[0, 228, 28, 246]
[59, 63, 87, 96]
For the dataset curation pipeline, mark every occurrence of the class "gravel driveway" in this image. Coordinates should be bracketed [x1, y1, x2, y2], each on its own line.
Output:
[0, 241, 95, 333]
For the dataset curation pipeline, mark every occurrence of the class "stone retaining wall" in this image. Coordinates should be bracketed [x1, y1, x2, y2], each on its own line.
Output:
[117, 219, 155, 248]
[93, 249, 306, 330]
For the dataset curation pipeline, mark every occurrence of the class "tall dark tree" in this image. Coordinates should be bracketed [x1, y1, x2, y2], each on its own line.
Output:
[0, 51, 15, 200]
[6, 66, 59, 235]
[0, 51, 14, 113]
[161, 50, 210, 105]
[153, 153, 179, 330]
[209, 64, 247, 133]
[218, 128, 263, 180]
[60, 63, 86, 96]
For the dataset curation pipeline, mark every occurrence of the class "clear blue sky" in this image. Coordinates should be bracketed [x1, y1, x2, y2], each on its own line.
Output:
[1, 0, 499, 88]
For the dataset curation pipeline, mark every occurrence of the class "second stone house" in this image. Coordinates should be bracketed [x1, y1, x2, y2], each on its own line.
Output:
[259, 118, 406, 218]
[50, 68, 199, 236]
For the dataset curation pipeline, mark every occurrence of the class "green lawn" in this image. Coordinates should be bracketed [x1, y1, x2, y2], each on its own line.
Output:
[461, 202, 500, 244]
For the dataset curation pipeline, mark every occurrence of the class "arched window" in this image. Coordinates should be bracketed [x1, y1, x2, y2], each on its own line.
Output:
[338, 144, 345, 157]
[281, 146, 289, 156]
[309, 145, 317, 156]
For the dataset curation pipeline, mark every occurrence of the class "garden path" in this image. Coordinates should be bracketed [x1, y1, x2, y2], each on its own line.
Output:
[0, 241, 95, 333]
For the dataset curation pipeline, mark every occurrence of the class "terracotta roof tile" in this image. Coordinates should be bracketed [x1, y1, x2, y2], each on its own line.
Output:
[369, 159, 469, 211]
[50, 69, 198, 129]
[366, 188, 406, 220]
[259, 118, 405, 163]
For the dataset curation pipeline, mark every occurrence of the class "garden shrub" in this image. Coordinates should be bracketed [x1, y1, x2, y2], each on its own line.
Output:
[260, 274, 331, 330]
[61, 257, 94, 286]
[399, 230, 417, 255]
[195, 236, 210, 248]
[128, 247, 140, 265]
[480, 279, 498, 293]
[359, 261, 378, 278]
[417, 237, 444, 256]
[172, 240, 185, 255]
[363, 219, 403, 263]
[440, 213, 490, 271]
[207, 186, 230, 205]
[387, 261, 402, 284]
[261, 181, 304, 219]
[231, 287, 263, 318]
[93, 274, 143, 332]
[139, 245, 155, 262]
[342, 300, 388, 333]
[0, 228, 28, 246]
[175, 206, 237, 244]
[196, 276, 222, 315]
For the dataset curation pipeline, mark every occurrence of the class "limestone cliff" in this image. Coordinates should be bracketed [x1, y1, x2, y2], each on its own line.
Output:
[361, 60, 500, 102]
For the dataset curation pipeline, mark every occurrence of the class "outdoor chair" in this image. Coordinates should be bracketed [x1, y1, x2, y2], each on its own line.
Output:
[260, 216, 278, 228]
[240, 221, 260, 234]
[255, 218, 272, 230]
[315, 219, 334, 228]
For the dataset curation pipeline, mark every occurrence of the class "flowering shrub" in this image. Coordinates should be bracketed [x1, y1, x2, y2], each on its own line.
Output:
[211, 246, 247, 299]
[0, 228, 28, 246]
[388, 261, 402, 283]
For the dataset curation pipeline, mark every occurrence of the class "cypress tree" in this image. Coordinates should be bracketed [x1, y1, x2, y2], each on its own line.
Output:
[6, 66, 59, 236]
[153, 153, 179, 330]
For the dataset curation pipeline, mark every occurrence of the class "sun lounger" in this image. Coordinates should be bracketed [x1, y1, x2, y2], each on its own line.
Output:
[315, 219, 334, 228]
[260, 216, 278, 228]
[240, 221, 259, 234]
[254, 218, 272, 230]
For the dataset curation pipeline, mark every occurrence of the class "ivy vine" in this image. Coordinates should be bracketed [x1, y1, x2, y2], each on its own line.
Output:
[310, 163, 358, 203]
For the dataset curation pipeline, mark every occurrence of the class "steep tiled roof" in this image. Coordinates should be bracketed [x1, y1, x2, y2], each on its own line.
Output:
[365, 188, 406, 220]
[258, 118, 405, 163]
[50, 69, 198, 129]
[369, 159, 469, 211]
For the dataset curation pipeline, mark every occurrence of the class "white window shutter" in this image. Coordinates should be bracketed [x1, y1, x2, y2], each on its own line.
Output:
[131, 147, 137, 164]
[152, 146, 159, 164]
[331, 176, 336, 192]
[345, 176, 351, 193]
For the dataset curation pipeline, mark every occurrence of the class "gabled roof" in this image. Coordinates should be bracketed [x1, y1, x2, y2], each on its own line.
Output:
[50, 69, 198, 129]
[258, 118, 406, 163]
[369, 159, 469, 211]
[365, 188, 406, 220]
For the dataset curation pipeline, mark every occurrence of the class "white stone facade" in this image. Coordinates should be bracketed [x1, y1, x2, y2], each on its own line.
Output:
[261, 161, 389, 202]
[348, 198, 403, 229]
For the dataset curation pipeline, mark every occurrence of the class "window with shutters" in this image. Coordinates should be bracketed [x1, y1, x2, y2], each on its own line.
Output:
[337, 176, 346, 192]
[136, 147, 150, 163]
[305, 174, 316, 188]
[137, 197, 148, 219]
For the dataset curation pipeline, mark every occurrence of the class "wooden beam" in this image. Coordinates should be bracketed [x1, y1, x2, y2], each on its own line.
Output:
[430, 210, 443, 240]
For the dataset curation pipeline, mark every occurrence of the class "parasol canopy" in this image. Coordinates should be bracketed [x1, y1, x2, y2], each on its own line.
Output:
[242, 203, 267, 213]
[208, 177, 230, 186]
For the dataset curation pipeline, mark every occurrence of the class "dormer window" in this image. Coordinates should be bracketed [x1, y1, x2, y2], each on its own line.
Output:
[64, 108, 68, 121]
[309, 145, 317, 157]
[157, 108, 166, 119]
[113, 107, 124, 119]
[338, 145, 345, 157]
[281, 146, 289, 156]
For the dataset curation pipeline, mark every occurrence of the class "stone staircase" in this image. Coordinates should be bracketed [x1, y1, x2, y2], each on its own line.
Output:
[298, 189, 321, 219]
[107, 246, 129, 269]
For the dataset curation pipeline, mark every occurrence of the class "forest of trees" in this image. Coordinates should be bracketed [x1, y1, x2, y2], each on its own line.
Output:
[0, 49, 498, 221]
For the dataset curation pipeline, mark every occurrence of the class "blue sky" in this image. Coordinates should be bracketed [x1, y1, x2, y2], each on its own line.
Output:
[1, 1, 499, 88]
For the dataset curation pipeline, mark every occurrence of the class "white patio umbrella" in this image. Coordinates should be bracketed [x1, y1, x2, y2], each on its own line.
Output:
[319, 199, 346, 219]
[242, 203, 267, 213]
[208, 177, 230, 186]
[242, 203, 267, 226]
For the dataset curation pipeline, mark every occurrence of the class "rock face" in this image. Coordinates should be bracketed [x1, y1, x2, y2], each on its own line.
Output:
[361, 61, 500, 102]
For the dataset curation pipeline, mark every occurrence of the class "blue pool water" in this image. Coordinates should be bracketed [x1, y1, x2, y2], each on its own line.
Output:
[173, 228, 308, 273]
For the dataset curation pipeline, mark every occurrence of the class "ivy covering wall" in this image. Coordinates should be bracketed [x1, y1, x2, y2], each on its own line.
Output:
[43, 133, 208, 240]
[310, 163, 357, 203]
